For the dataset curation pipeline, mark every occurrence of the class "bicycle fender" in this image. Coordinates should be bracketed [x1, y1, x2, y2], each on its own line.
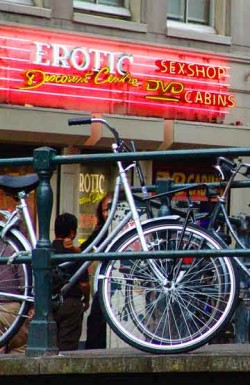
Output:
[0, 220, 32, 251]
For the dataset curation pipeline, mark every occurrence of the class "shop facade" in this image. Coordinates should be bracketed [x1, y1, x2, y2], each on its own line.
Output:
[0, 0, 250, 240]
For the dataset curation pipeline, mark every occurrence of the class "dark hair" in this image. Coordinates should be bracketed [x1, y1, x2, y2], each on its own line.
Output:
[95, 193, 112, 228]
[54, 213, 78, 238]
[80, 194, 112, 251]
[95, 199, 106, 228]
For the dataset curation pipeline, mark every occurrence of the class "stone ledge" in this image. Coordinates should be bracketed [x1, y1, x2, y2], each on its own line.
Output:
[1, 345, 250, 376]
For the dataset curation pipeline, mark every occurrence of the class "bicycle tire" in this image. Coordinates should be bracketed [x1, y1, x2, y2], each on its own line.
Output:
[98, 218, 239, 354]
[0, 222, 32, 346]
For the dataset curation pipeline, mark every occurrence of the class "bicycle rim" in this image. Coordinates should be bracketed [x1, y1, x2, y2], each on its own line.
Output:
[0, 227, 32, 346]
[98, 219, 239, 354]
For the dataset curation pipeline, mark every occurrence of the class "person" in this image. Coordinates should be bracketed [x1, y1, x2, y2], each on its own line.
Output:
[0, 305, 34, 354]
[0, 262, 35, 354]
[52, 212, 90, 351]
[82, 193, 112, 350]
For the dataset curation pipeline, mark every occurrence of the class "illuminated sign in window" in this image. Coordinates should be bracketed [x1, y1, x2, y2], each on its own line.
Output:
[0, 24, 235, 122]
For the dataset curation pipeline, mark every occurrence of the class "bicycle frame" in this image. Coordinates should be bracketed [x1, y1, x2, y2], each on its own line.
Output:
[0, 118, 179, 299]
[61, 147, 177, 294]
[146, 157, 250, 280]
[206, 178, 250, 278]
[0, 191, 36, 250]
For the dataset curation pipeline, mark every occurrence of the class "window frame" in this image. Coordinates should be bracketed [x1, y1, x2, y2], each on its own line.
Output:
[73, 0, 131, 18]
[0, 0, 51, 16]
[167, 0, 232, 45]
[0, 0, 48, 6]
[1, 0, 34, 4]
[168, 0, 214, 27]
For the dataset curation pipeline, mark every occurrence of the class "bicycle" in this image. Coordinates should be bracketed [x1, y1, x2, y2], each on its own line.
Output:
[0, 119, 239, 355]
[204, 156, 250, 306]
[161, 156, 250, 270]
[151, 156, 250, 342]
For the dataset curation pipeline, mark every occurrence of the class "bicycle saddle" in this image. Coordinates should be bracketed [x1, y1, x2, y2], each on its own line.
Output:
[0, 174, 39, 194]
[214, 157, 237, 180]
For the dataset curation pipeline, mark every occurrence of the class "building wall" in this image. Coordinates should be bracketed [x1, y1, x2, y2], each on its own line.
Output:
[0, 0, 249, 127]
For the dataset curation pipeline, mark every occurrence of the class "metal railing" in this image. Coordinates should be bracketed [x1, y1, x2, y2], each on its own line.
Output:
[3, 145, 250, 356]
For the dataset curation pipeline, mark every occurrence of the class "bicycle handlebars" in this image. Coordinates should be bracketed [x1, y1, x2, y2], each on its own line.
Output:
[68, 117, 120, 142]
[214, 156, 250, 181]
[68, 118, 92, 126]
[214, 156, 237, 180]
[68, 116, 150, 200]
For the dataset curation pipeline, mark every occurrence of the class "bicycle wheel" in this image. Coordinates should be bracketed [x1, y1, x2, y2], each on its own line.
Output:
[0, 222, 32, 346]
[98, 218, 239, 354]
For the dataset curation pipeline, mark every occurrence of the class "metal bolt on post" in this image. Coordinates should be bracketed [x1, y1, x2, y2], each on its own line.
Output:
[156, 179, 173, 217]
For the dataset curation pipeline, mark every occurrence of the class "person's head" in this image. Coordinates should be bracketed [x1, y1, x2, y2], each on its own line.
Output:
[54, 213, 78, 239]
[96, 193, 113, 227]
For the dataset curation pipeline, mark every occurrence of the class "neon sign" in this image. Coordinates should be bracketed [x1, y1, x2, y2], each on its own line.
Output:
[0, 24, 235, 121]
[156, 60, 227, 79]
[156, 170, 220, 201]
[19, 67, 140, 90]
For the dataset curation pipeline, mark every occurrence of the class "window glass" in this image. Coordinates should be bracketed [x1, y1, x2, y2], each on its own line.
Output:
[77, 0, 124, 6]
[74, 0, 130, 18]
[168, 0, 211, 25]
[1, 0, 34, 4]
[1, 0, 49, 5]
[188, 0, 210, 24]
[168, 0, 185, 22]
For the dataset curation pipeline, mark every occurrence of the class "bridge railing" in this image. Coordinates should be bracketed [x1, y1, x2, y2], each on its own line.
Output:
[2, 145, 250, 356]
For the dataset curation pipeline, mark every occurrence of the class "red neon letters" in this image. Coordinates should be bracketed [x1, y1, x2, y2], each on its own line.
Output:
[0, 24, 235, 122]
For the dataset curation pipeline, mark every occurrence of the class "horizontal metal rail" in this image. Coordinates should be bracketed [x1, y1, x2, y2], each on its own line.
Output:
[52, 146, 250, 164]
[3, 248, 250, 266]
[2, 146, 250, 167]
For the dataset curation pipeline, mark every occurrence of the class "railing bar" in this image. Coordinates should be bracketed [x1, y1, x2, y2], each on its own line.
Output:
[4, 248, 250, 264]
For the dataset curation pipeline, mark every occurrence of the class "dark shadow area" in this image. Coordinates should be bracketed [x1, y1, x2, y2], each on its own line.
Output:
[1, 373, 250, 385]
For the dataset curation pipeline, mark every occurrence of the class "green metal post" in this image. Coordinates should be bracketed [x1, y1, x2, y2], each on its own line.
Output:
[26, 147, 58, 357]
[234, 298, 249, 343]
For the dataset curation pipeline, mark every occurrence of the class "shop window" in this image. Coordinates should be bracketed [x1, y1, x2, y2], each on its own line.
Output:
[167, 0, 231, 44]
[74, 0, 131, 18]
